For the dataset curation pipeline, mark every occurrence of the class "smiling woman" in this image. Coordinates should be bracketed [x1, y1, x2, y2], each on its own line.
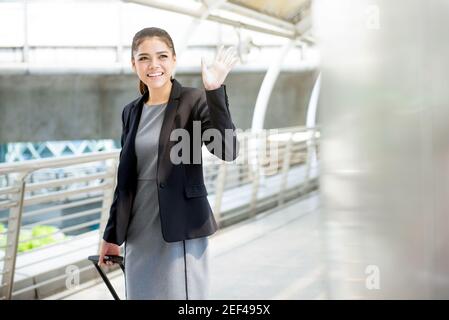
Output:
[131, 28, 178, 105]
[98, 27, 240, 300]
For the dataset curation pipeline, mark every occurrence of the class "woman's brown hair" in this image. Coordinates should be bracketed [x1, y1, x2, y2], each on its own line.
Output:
[131, 27, 176, 95]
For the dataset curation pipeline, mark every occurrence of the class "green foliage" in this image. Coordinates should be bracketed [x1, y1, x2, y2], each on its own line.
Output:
[0, 224, 66, 253]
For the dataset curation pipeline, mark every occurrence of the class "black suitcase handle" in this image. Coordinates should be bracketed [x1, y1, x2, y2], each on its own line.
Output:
[87, 255, 125, 300]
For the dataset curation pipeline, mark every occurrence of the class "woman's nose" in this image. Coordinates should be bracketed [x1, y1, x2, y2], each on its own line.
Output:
[149, 59, 159, 68]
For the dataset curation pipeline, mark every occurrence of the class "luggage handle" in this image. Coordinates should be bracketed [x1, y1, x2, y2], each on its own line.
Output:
[87, 255, 125, 300]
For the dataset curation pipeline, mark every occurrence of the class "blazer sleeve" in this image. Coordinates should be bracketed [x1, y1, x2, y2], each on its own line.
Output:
[102, 107, 127, 245]
[195, 85, 239, 161]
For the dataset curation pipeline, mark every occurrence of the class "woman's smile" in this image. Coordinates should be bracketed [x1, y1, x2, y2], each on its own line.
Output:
[146, 71, 164, 80]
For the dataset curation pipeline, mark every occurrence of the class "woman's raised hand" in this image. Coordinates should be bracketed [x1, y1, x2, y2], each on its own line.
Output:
[201, 45, 239, 91]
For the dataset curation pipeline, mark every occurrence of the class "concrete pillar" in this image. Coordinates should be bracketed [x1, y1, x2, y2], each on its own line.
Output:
[315, 0, 449, 298]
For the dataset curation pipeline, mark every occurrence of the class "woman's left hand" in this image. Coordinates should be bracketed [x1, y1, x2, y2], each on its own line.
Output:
[201, 45, 239, 91]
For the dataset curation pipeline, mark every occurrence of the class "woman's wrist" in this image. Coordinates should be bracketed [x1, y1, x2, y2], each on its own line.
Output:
[204, 84, 222, 91]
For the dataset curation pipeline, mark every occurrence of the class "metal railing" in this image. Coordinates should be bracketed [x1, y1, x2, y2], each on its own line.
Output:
[0, 126, 320, 299]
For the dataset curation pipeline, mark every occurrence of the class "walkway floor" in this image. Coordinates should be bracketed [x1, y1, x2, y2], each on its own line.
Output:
[49, 190, 325, 300]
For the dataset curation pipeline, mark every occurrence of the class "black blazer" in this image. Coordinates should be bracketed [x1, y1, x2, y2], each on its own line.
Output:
[103, 78, 239, 245]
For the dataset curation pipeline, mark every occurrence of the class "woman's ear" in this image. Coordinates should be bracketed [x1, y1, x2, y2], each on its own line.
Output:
[131, 59, 136, 72]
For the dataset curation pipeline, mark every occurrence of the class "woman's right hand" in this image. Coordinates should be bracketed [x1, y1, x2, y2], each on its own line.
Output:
[98, 239, 121, 267]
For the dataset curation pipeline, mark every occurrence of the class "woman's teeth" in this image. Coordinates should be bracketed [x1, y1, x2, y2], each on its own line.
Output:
[147, 72, 163, 78]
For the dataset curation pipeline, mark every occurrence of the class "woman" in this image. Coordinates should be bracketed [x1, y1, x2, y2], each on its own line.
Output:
[97, 27, 239, 300]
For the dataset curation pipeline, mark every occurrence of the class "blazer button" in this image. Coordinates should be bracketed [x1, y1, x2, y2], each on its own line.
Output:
[159, 182, 166, 188]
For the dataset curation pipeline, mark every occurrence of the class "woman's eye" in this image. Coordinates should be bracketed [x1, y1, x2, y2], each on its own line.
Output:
[139, 57, 148, 61]
[160, 55, 167, 59]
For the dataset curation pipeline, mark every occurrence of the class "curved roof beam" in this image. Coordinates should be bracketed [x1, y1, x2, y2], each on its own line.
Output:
[124, 0, 301, 39]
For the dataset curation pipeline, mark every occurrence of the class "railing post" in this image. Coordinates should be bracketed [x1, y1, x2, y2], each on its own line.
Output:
[249, 168, 260, 217]
[1, 172, 27, 300]
[302, 128, 315, 193]
[213, 161, 227, 226]
[249, 133, 261, 217]
[278, 133, 293, 205]
[98, 157, 118, 245]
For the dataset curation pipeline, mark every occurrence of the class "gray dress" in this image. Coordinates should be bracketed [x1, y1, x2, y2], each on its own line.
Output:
[124, 102, 210, 300]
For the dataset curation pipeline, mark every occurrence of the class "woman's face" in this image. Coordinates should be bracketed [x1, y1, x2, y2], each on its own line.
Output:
[132, 37, 176, 90]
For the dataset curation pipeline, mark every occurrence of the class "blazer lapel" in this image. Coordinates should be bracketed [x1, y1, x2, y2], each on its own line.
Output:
[120, 78, 182, 188]
[124, 91, 148, 161]
[157, 78, 182, 183]
[116, 90, 147, 191]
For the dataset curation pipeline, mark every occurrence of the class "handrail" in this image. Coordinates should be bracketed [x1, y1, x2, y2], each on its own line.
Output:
[0, 126, 320, 299]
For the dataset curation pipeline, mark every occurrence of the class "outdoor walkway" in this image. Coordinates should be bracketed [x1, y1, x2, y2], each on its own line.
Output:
[48, 190, 325, 300]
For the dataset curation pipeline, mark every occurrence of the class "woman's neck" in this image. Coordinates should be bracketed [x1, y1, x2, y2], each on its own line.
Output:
[147, 81, 172, 105]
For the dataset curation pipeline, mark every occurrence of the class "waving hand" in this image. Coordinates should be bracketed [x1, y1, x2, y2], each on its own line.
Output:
[201, 45, 239, 90]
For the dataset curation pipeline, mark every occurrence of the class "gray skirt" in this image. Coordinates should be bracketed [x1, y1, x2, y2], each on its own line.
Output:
[124, 179, 210, 300]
